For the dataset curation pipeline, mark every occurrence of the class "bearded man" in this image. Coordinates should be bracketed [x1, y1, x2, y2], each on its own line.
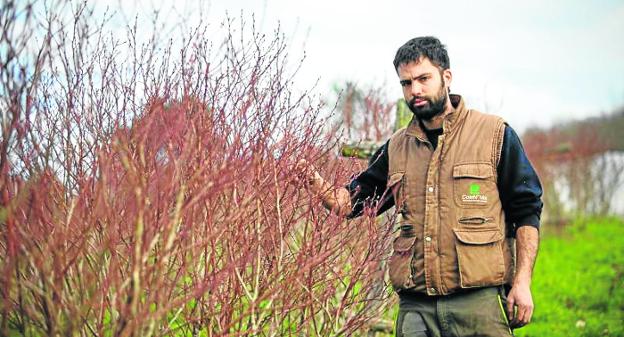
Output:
[300, 36, 542, 336]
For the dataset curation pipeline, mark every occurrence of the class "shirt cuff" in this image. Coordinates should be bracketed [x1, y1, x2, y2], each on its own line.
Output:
[514, 214, 540, 232]
[344, 183, 362, 219]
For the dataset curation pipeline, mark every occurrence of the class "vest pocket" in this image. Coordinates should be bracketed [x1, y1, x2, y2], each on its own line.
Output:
[452, 163, 496, 209]
[453, 229, 505, 288]
[388, 171, 406, 212]
[389, 233, 417, 290]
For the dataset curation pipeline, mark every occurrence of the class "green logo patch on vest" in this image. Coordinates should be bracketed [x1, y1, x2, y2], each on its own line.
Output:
[469, 183, 480, 196]
[462, 183, 488, 204]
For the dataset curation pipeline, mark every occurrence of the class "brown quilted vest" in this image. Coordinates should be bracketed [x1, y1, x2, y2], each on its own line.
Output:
[387, 95, 515, 296]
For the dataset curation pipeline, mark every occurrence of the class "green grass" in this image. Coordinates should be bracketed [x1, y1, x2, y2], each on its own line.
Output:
[372, 217, 624, 337]
[515, 217, 624, 337]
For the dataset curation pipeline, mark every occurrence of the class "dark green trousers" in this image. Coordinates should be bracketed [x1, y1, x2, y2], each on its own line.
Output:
[396, 286, 514, 337]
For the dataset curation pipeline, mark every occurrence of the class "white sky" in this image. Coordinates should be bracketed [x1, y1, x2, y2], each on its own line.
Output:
[97, 0, 624, 133]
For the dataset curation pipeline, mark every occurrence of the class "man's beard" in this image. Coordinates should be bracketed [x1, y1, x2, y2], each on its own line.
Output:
[407, 83, 448, 121]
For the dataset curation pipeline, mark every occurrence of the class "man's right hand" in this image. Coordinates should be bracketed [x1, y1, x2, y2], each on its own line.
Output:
[291, 159, 352, 217]
[292, 159, 323, 191]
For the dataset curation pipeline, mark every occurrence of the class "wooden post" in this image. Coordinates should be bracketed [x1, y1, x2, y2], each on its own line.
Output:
[339, 99, 411, 160]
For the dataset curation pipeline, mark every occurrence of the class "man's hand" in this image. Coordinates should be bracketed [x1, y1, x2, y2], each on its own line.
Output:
[507, 225, 539, 329]
[507, 281, 533, 328]
[291, 159, 352, 217]
[292, 159, 323, 191]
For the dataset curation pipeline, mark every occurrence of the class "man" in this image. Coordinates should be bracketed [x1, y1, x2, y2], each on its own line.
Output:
[300, 36, 542, 336]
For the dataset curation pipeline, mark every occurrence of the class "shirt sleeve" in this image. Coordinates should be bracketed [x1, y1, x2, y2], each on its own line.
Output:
[497, 125, 544, 235]
[346, 141, 395, 218]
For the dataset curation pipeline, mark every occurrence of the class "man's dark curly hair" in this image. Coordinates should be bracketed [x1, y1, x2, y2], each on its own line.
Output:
[393, 36, 450, 72]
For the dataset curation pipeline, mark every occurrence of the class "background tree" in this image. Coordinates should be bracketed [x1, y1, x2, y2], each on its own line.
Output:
[523, 110, 624, 225]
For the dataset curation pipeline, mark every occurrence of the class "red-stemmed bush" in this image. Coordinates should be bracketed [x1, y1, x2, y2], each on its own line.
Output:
[0, 1, 393, 336]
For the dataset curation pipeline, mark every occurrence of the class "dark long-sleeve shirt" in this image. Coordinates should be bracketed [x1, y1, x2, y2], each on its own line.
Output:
[346, 125, 543, 234]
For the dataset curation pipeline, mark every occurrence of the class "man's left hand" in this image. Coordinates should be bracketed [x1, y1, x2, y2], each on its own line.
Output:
[506, 281, 534, 328]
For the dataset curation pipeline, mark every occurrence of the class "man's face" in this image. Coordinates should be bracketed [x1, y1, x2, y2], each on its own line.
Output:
[397, 57, 452, 121]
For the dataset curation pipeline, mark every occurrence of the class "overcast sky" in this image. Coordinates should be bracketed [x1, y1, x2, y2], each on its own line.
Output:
[101, 0, 624, 133]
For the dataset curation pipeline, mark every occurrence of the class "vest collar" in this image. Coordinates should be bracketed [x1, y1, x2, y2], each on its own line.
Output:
[405, 94, 468, 141]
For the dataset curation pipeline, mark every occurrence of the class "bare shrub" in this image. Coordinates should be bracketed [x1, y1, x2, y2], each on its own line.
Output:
[333, 82, 395, 143]
[0, 1, 392, 336]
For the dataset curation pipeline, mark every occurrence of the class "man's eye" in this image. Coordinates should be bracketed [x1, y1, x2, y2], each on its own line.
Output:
[419, 77, 429, 82]
[400, 80, 411, 87]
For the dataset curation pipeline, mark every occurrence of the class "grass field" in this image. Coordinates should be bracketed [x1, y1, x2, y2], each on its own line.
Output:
[374, 217, 624, 337]
[515, 217, 624, 337]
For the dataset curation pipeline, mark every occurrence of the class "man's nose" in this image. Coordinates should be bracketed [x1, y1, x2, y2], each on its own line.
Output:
[410, 83, 423, 97]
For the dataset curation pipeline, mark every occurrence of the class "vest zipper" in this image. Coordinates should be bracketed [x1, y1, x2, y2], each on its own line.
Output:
[458, 216, 492, 225]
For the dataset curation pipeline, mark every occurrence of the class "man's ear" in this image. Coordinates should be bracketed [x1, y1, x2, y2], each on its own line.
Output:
[443, 68, 452, 88]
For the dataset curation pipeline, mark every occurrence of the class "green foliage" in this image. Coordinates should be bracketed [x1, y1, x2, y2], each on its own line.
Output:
[516, 217, 624, 337]
[394, 99, 412, 131]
